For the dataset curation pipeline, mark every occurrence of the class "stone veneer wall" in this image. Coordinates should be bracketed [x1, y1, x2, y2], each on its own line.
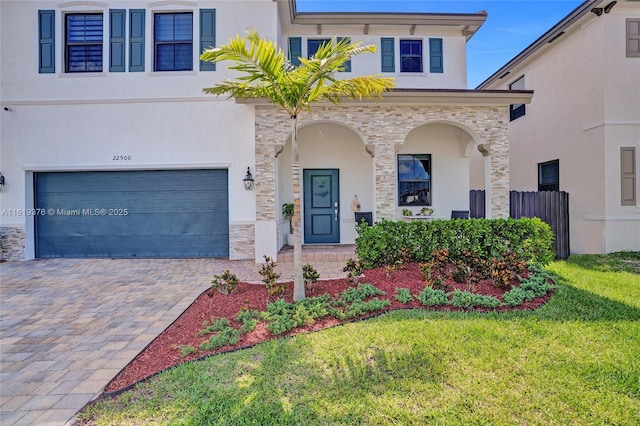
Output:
[254, 104, 510, 221]
[0, 226, 25, 261]
[229, 223, 255, 260]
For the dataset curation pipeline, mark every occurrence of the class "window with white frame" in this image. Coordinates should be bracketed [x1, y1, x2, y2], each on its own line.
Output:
[65, 13, 103, 72]
[154, 12, 193, 71]
[398, 154, 431, 206]
[400, 40, 422, 73]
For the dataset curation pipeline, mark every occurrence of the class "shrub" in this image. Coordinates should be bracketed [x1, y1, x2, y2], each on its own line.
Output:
[450, 290, 500, 309]
[419, 261, 434, 281]
[175, 345, 197, 357]
[394, 288, 413, 304]
[418, 287, 449, 306]
[426, 277, 451, 292]
[236, 309, 260, 333]
[343, 258, 364, 284]
[303, 263, 319, 290]
[260, 296, 335, 335]
[344, 298, 391, 318]
[337, 283, 385, 304]
[259, 255, 284, 300]
[199, 326, 241, 351]
[356, 218, 554, 269]
[502, 287, 535, 307]
[210, 270, 239, 295]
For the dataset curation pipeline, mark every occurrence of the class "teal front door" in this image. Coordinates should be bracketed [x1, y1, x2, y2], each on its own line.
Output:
[303, 169, 340, 244]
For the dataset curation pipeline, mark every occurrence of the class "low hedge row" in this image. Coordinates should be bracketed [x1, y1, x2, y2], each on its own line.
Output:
[355, 217, 554, 269]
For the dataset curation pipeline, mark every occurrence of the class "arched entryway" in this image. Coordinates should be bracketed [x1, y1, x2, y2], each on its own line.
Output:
[276, 121, 373, 247]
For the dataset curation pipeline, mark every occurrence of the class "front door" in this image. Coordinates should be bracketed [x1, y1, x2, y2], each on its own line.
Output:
[303, 169, 339, 244]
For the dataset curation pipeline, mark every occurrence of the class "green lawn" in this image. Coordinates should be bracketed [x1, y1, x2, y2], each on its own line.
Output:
[78, 254, 640, 425]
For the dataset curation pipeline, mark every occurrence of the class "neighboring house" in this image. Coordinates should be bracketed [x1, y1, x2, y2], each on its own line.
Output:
[0, 0, 530, 262]
[473, 0, 640, 254]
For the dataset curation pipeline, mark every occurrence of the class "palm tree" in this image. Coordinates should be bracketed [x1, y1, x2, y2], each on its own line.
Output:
[201, 29, 395, 301]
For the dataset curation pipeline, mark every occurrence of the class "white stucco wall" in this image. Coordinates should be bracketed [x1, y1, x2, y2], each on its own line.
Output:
[399, 123, 471, 219]
[277, 122, 374, 247]
[0, 0, 279, 259]
[279, 30, 468, 89]
[474, 3, 640, 253]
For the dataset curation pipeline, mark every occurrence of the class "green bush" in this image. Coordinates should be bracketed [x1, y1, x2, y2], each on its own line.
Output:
[210, 270, 239, 295]
[394, 288, 414, 304]
[417, 287, 449, 306]
[450, 290, 501, 309]
[502, 287, 535, 307]
[356, 218, 554, 269]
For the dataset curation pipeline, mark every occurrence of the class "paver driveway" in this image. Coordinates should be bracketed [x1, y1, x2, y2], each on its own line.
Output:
[0, 255, 350, 425]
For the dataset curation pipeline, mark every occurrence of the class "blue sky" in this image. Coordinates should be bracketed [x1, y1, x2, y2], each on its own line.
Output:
[296, 0, 585, 87]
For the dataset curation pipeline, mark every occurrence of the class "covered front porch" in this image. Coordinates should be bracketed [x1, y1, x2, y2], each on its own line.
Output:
[243, 89, 533, 262]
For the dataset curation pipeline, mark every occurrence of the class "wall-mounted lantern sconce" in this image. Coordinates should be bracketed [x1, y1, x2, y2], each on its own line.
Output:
[243, 167, 254, 190]
[0, 172, 5, 191]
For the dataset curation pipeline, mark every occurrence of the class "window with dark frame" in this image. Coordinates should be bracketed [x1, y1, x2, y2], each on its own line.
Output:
[307, 39, 330, 58]
[509, 75, 526, 121]
[538, 160, 559, 191]
[398, 154, 431, 206]
[154, 12, 193, 71]
[400, 40, 422, 73]
[65, 13, 103, 72]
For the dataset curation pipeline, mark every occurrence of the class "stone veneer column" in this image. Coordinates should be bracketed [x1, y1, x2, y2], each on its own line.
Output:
[474, 108, 510, 218]
[0, 226, 25, 261]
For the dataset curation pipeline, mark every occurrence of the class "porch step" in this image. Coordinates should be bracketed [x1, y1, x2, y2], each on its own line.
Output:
[277, 245, 356, 264]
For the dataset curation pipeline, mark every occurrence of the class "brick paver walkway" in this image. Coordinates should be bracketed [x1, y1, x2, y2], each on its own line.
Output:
[0, 248, 352, 425]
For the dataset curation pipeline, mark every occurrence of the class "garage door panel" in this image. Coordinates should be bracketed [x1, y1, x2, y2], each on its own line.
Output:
[35, 170, 229, 258]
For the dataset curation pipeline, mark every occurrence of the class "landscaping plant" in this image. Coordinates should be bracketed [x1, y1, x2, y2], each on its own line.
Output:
[259, 255, 284, 300]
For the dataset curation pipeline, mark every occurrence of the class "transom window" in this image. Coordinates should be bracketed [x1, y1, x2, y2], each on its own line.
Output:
[65, 14, 103, 73]
[398, 154, 431, 206]
[154, 13, 193, 71]
[400, 40, 422, 73]
[538, 160, 559, 191]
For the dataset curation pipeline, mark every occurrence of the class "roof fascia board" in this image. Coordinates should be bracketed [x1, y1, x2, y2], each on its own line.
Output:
[236, 89, 534, 106]
[287, 0, 487, 33]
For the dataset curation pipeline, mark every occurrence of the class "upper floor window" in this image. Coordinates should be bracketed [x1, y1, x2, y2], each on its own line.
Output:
[66, 14, 103, 72]
[400, 40, 422, 73]
[627, 19, 640, 58]
[538, 160, 559, 191]
[509, 75, 526, 121]
[307, 39, 330, 58]
[307, 38, 351, 71]
[398, 154, 431, 206]
[154, 12, 193, 71]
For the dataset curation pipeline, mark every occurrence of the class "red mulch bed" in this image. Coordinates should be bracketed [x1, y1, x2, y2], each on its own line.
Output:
[104, 263, 553, 394]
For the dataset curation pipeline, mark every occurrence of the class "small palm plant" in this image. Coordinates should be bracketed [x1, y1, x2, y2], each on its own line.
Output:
[201, 30, 395, 301]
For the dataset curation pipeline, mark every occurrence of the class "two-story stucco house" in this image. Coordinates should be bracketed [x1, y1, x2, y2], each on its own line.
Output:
[0, 0, 531, 262]
[473, 0, 640, 254]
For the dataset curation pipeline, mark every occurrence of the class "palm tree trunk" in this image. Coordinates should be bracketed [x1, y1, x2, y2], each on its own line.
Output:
[291, 116, 305, 301]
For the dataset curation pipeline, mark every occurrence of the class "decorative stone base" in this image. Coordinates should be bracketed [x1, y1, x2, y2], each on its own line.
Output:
[229, 223, 255, 260]
[0, 226, 26, 261]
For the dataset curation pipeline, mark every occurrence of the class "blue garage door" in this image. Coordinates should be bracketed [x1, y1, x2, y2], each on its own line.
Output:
[35, 170, 229, 258]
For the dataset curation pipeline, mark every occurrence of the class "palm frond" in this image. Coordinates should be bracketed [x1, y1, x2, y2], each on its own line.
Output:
[201, 29, 293, 112]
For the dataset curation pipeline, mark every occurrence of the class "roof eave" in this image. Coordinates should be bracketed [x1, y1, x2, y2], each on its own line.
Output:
[288, 0, 487, 40]
[236, 89, 534, 107]
[476, 0, 601, 88]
